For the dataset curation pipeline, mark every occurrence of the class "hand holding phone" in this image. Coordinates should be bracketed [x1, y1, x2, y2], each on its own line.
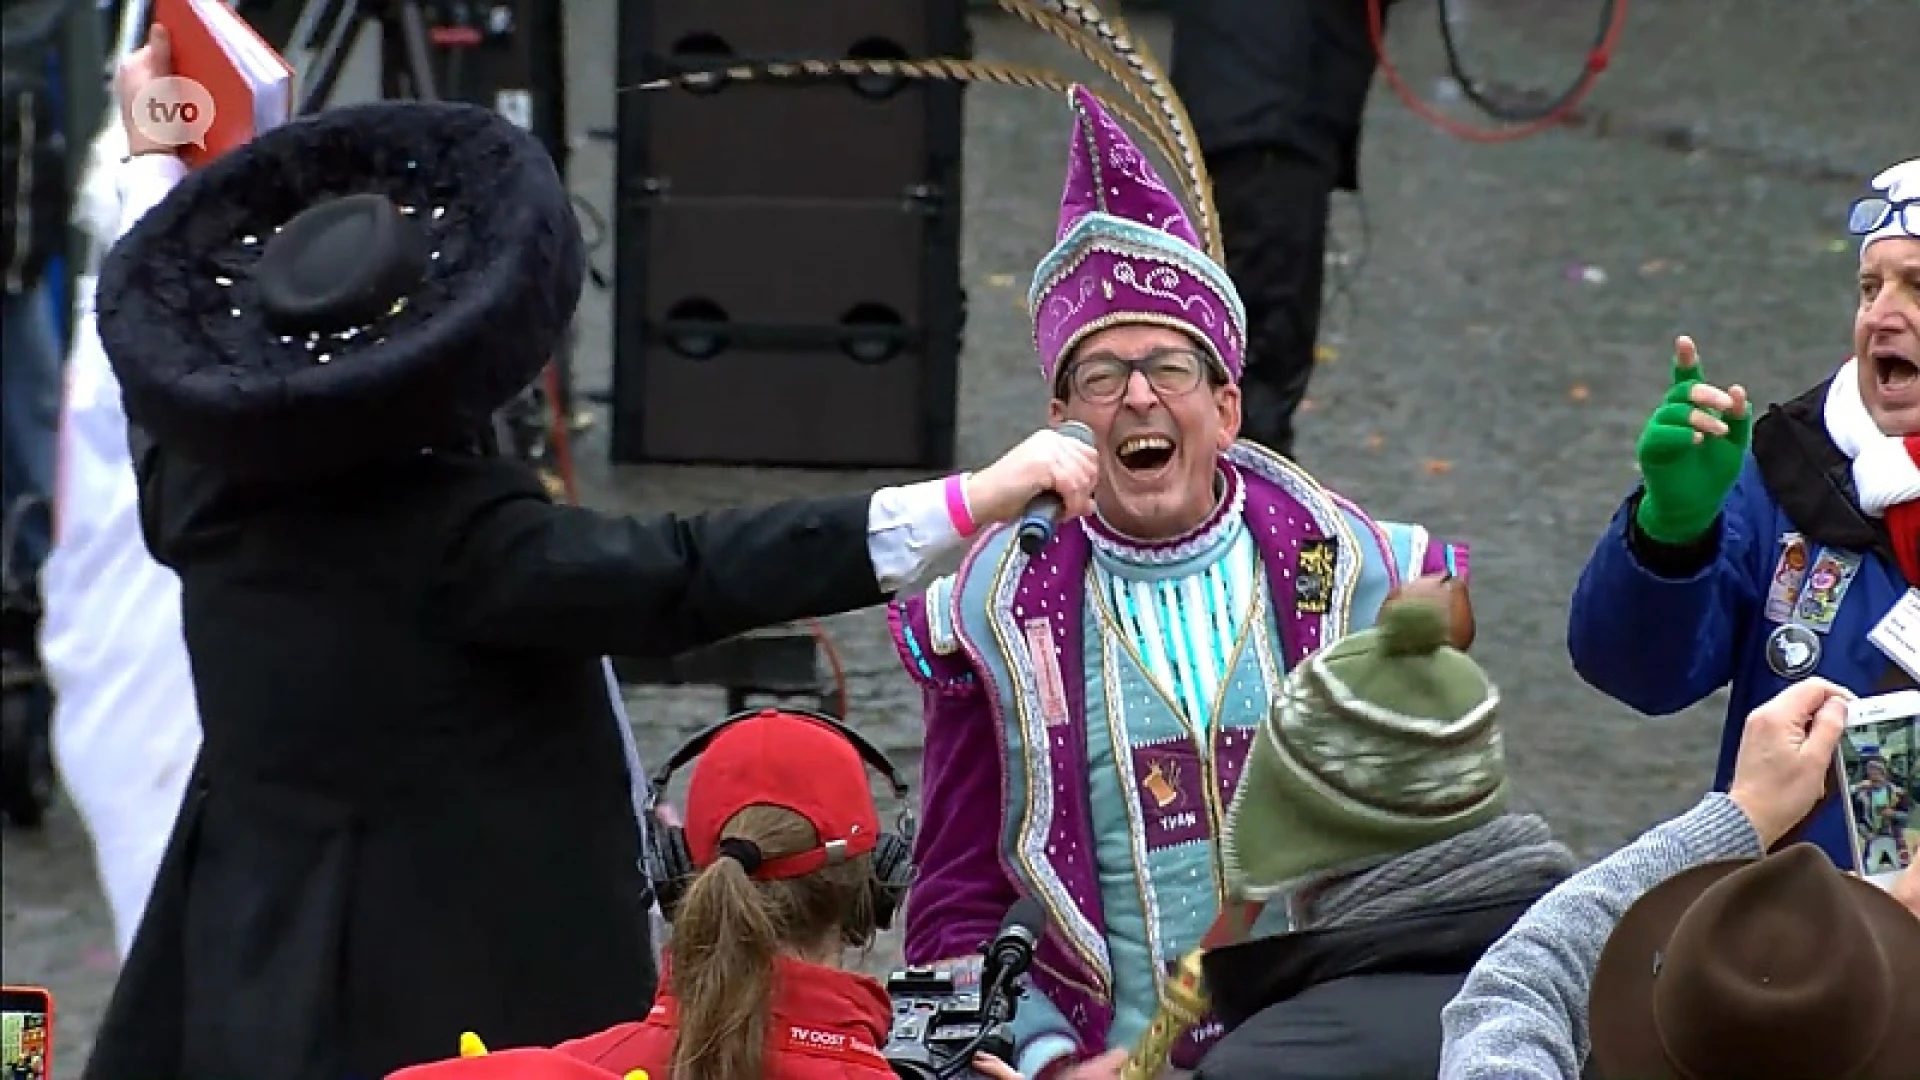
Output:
[1728, 679, 1852, 849]
[0, 986, 53, 1080]
[1837, 692, 1917, 890]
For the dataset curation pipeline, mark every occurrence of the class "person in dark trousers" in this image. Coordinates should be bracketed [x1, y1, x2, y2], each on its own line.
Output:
[2, 0, 70, 573]
[82, 28, 1095, 1080]
[0, 0, 71, 831]
[1171, 0, 1395, 459]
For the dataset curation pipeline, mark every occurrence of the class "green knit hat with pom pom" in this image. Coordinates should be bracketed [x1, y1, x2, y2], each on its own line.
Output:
[1222, 595, 1506, 901]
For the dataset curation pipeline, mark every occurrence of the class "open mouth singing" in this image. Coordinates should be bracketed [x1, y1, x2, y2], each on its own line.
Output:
[1116, 434, 1177, 474]
[1872, 348, 1918, 392]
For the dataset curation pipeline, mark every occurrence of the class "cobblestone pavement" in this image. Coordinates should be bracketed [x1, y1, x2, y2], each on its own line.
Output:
[5, 0, 1914, 1072]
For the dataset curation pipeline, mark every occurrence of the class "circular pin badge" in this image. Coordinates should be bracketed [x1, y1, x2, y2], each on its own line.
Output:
[1765, 623, 1822, 679]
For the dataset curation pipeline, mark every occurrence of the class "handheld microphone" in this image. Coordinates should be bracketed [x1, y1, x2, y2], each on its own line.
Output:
[1015, 421, 1096, 556]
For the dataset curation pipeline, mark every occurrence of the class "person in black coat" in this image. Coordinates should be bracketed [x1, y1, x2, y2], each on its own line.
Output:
[81, 30, 1095, 1080]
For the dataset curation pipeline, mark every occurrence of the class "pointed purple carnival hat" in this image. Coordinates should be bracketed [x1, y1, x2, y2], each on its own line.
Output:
[1029, 86, 1246, 387]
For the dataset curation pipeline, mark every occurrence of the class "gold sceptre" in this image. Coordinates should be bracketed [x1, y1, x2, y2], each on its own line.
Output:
[1121, 948, 1209, 1080]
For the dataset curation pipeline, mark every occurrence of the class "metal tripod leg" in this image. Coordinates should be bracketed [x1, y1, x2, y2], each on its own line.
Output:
[385, 1, 439, 101]
[295, 0, 359, 114]
[293, 0, 438, 115]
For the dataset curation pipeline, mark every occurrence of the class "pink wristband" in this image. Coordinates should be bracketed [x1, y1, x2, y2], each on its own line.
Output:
[945, 473, 978, 537]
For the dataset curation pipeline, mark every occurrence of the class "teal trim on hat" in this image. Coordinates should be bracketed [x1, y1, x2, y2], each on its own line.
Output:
[1027, 211, 1248, 384]
[1030, 212, 1246, 330]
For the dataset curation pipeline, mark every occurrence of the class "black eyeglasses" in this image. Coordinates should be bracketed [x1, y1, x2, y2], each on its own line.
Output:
[1848, 196, 1916, 237]
[1065, 348, 1210, 404]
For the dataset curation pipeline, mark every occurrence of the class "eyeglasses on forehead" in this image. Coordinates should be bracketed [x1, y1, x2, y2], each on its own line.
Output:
[1848, 195, 1916, 237]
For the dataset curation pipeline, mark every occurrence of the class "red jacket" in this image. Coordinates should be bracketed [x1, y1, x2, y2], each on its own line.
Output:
[555, 957, 896, 1080]
[389, 1047, 625, 1080]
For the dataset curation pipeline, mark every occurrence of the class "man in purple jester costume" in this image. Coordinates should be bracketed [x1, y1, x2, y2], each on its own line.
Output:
[888, 86, 1472, 1078]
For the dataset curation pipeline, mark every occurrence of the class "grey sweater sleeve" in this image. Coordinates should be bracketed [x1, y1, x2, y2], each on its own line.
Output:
[1437, 793, 1762, 1080]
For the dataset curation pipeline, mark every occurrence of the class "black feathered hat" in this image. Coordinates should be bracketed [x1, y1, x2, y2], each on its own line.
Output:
[96, 101, 583, 474]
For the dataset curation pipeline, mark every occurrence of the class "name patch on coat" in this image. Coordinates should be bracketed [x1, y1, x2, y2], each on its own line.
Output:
[1025, 617, 1072, 727]
[1295, 538, 1338, 615]
[1132, 740, 1210, 851]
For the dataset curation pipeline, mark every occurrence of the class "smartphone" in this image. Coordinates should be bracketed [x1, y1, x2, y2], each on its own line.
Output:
[1841, 693, 1918, 890]
[0, 986, 53, 1080]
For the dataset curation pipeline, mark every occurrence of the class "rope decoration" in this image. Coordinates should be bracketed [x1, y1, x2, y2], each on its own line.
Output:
[618, 0, 1224, 263]
[627, 57, 1168, 181]
[1026, 0, 1220, 259]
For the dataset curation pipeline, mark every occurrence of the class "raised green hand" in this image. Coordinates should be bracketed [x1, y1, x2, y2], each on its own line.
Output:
[1633, 336, 1751, 545]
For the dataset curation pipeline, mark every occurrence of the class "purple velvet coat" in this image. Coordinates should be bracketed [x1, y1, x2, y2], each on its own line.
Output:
[888, 445, 1466, 1065]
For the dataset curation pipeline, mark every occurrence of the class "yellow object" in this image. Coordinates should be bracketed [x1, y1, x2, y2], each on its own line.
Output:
[1121, 949, 1209, 1080]
[456, 1029, 645, 1076]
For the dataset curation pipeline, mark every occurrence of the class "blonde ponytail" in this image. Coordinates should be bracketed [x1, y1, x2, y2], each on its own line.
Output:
[668, 850, 778, 1080]
[667, 804, 879, 1080]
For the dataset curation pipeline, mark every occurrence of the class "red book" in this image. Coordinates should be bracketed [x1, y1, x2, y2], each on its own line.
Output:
[148, 0, 293, 168]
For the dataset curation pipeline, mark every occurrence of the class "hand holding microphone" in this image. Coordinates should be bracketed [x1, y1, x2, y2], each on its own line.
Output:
[963, 423, 1099, 548]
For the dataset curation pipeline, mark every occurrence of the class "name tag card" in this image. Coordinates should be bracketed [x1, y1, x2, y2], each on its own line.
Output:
[1869, 589, 1920, 683]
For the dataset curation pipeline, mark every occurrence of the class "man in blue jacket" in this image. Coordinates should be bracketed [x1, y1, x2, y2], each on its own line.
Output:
[1568, 157, 1920, 868]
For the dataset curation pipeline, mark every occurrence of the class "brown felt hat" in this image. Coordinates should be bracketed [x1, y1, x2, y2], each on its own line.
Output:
[1589, 843, 1920, 1080]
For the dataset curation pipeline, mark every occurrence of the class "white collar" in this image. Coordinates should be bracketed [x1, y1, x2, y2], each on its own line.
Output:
[1824, 359, 1920, 515]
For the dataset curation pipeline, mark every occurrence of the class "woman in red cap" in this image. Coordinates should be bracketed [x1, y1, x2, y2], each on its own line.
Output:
[396, 709, 1022, 1080]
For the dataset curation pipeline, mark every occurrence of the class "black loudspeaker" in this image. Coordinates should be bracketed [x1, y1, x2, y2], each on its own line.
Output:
[612, 0, 969, 469]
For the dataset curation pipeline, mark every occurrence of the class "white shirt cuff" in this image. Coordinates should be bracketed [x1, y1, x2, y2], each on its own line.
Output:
[115, 153, 189, 239]
[866, 476, 965, 593]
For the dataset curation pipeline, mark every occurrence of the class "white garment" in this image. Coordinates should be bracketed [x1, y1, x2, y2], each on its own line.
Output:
[867, 476, 967, 591]
[42, 145, 200, 959]
[1824, 357, 1920, 516]
[1094, 529, 1258, 733]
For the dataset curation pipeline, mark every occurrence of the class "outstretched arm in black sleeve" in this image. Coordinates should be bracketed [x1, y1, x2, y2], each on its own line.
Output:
[438, 483, 886, 659]
[435, 425, 1100, 659]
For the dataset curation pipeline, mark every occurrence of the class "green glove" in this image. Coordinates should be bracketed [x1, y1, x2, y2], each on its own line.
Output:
[1633, 341, 1750, 545]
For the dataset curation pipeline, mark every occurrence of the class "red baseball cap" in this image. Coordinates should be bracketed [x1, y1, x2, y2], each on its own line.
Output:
[683, 710, 881, 880]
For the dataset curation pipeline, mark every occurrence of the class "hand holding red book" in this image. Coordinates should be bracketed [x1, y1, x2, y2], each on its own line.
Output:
[127, 0, 292, 168]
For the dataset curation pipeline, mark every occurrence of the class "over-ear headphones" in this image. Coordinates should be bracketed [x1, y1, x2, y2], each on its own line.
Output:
[644, 707, 917, 930]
